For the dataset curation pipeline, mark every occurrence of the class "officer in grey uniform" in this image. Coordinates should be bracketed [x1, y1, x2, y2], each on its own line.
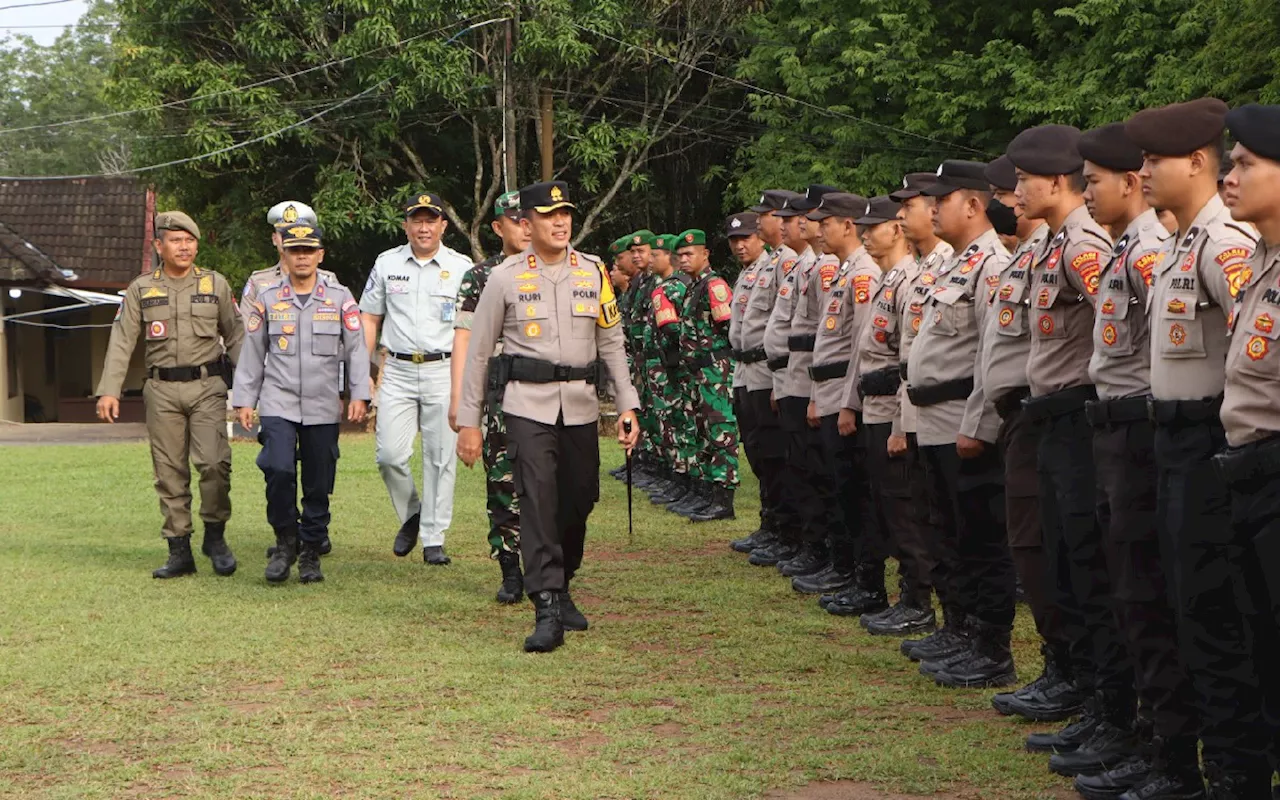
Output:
[360, 192, 472, 565]
[239, 201, 334, 320]
[233, 224, 371, 584]
[456, 181, 640, 654]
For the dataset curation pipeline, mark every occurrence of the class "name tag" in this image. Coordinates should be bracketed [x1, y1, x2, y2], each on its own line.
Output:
[441, 299, 456, 322]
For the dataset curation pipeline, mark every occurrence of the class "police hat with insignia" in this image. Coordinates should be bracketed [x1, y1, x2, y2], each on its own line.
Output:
[984, 155, 1019, 191]
[1226, 104, 1280, 164]
[155, 211, 200, 240]
[1007, 125, 1084, 176]
[267, 201, 318, 228]
[855, 195, 902, 226]
[777, 184, 840, 216]
[404, 191, 446, 217]
[750, 189, 801, 214]
[519, 181, 576, 214]
[923, 161, 991, 196]
[807, 192, 869, 221]
[1076, 123, 1144, 173]
[279, 224, 323, 249]
[676, 229, 707, 248]
[890, 172, 940, 201]
[627, 229, 657, 249]
[1125, 98, 1229, 157]
[724, 213, 760, 238]
[493, 190, 520, 220]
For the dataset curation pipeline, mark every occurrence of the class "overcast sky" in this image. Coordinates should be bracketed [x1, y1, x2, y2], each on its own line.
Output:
[1, 0, 89, 47]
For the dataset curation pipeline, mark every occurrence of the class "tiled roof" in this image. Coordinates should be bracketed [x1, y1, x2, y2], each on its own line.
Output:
[0, 177, 152, 288]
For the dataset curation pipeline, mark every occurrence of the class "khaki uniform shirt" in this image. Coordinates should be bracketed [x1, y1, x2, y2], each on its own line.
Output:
[1027, 204, 1112, 398]
[1149, 194, 1257, 401]
[96, 266, 244, 398]
[849, 253, 915, 430]
[1223, 243, 1280, 446]
[240, 261, 337, 320]
[787, 252, 840, 402]
[1088, 209, 1171, 400]
[457, 248, 638, 428]
[900, 241, 954, 434]
[764, 246, 814, 399]
[977, 223, 1050, 406]
[729, 248, 772, 390]
[811, 248, 880, 418]
[740, 245, 797, 392]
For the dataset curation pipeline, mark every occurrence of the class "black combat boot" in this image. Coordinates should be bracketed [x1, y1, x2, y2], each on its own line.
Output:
[1113, 737, 1205, 800]
[651, 473, 688, 505]
[1026, 692, 1103, 754]
[297, 540, 324, 584]
[496, 551, 524, 604]
[902, 609, 970, 662]
[932, 622, 1017, 688]
[1201, 763, 1268, 800]
[779, 541, 828, 577]
[393, 512, 420, 557]
[268, 535, 330, 558]
[200, 522, 236, 576]
[690, 486, 734, 522]
[265, 529, 297, 583]
[731, 526, 777, 554]
[669, 481, 712, 517]
[993, 643, 1083, 722]
[560, 587, 589, 631]
[865, 602, 937, 636]
[153, 535, 197, 579]
[1076, 755, 1153, 800]
[524, 590, 564, 653]
[825, 563, 889, 617]
[1049, 692, 1138, 776]
[748, 537, 800, 566]
[800, 564, 856, 596]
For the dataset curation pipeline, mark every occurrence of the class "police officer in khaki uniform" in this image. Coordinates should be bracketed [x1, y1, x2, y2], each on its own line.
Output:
[96, 212, 244, 579]
[456, 181, 640, 654]
[1124, 98, 1263, 799]
[238, 201, 335, 320]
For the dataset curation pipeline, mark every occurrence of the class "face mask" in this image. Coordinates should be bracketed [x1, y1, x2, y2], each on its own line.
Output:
[985, 197, 1019, 237]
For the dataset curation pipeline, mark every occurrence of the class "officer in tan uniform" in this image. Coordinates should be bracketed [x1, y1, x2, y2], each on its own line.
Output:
[903, 161, 1013, 689]
[456, 181, 640, 654]
[1124, 98, 1263, 799]
[96, 211, 244, 579]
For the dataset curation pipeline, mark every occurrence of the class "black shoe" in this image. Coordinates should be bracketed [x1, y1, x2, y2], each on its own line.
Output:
[1050, 722, 1139, 777]
[798, 566, 856, 596]
[903, 622, 969, 663]
[1115, 770, 1205, 800]
[731, 528, 776, 554]
[153, 536, 197, 579]
[748, 540, 799, 567]
[393, 513, 420, 557]
[1025, 699, 1102, 754]
[609, 464, 626, 480]
[265, 530, 297, 583]
[826, 587, 890, 617]
[643, 477, 675, 497]
[779, 544, 828, 577]
[919, 639, 978, 676]
[668, 484, 711, 517]
[932, 642, 1016, 689]
[496, 551, 524, 604]
[860, 603, 895, 629]
[560, 590, 589, 631]
[200, 523, 236, 576]
[298, 541, 324, 583]
[1074, 757, 1151, 800]
[690, 486, 735, 522]
[423, 545, 451, 565]
[866, 604, 937, 637]
[993, 644, 1083, 722]
[651, 478, 687, 505]
[524, 591, 564, 653]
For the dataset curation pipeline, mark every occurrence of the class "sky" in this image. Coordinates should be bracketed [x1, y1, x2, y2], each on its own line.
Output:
[0, 0, 89, 47]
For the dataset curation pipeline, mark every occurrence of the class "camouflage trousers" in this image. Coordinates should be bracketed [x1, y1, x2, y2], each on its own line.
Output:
[689, 360, 739, 488]
[633, 360, 660, 461]
[481, 400, 520, 558]
[644, 359, 693, 474]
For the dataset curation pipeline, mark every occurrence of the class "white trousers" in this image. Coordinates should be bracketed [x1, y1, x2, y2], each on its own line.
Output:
[375, 358, 457, 547]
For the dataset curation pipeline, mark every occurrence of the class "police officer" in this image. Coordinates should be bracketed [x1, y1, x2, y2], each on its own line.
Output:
[239, 201, 335, 321]
[96, 212, 243, 578]
[1125, 98, 1262, 799]
[233, 224, 370, 584]
[450, 190, 530, 604]
[457, 181, 639, 653]
[360, 191, 472, 565]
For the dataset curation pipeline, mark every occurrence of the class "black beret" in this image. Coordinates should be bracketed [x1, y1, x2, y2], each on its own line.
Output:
[1006, 125, 1084, 176]
[807, 192, 869, 221]
[890, 172, 938, 201]
[750, 189, 802, 214]
[1226, 104, 1280, 163]
[1078, 123, 1144, 172]
[1124, 98, 1228, 157]
[923, 161, 990, 196]
[855, 196, 901, 225]
[984, 155, 1018, 191]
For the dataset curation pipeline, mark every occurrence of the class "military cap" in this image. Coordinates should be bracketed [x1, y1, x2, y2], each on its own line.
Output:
[750, 189, 802, 214]
[724, 213, 760, 238]
[923, 161, 991, 196]
[519, 181, 576, 214]
[279, 223, 323, 249]
[778, 184, 841, 216]
[493, 190, 520, 219]
[653, 233, 679, 252]
[1076, 123, 1144, 172]
[627, 229, 657, 249]
[1006, 125, 1084, 176]
[984, 155, 1019, 191]
[889, 173, 939, 201]
[807, 192, 869, 221]
[676, 229, 708, 248]
[404, 191, 445, 217]
[1226, 104, 1280, 163]
[1124, 98, 1229, 157]
[267, 201, 317, 228]
[155, 211, 200, 240]
[608, 237, 629, 257]
[855, 195, 902, 225]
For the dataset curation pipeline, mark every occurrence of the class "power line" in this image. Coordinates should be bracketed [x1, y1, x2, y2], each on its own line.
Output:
[0, 0, 75, 10]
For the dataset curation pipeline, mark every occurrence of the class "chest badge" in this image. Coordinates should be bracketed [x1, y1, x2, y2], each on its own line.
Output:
[1247, 335, 1269, 361]
[1101, 322, 1118, 346]
[1169, 324, 1187, 347]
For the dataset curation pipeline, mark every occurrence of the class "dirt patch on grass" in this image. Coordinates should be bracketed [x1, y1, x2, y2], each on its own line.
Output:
[554, 732, 610, 755]
[51, 738, 126, 757]
[764, 781, 963, 799]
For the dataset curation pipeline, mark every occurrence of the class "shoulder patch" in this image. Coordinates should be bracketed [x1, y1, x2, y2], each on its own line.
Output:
[597, 263, 621, 329]
[1070, 250, 1102, 295]
[853, 274, 873, 304]
[1132, 251, 1164, 287]
[707, 276, 733, 323]
[1216, 247, 1251, 266]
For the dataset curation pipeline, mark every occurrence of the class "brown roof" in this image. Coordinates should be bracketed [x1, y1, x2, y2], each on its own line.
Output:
[0, 177, 153, 288]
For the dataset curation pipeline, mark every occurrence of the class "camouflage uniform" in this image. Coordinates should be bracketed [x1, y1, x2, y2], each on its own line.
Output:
[645, 273, 690, 474]
[625, 270, 660, 462]
[681, 268, 739, 487]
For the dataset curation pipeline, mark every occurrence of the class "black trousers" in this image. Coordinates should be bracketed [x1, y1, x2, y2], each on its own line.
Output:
[998, 405, 1060, 647]
[819, 413, 873, 574]
[864, 422, 929, 603]
[733, 387, 765, 528]
[506, 414, 599, 596]
[779, 395, 833, 547]
[919, 441, 1013, 626]
[257, 417, 339, 544]
[1157, 420, 1270, 780]
[905, 433, 938, 601]
[746, 389, 794, 535]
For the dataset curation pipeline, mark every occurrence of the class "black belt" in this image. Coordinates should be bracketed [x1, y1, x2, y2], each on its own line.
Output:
[1021, 384, 1097, 423]
[858, 365, 901, 397]
[508, 356, 599, 384]
[898, 362, 908, 381]
[689, 348, 732, 370]
[389, 350, 451, 364]
[1085, 395, 1151, 429]
[149, 360, 226, 382]
[906, 377, 974, 408]
[767, 355, 790, 372]
[787, 334, 816, 353]
[993, 387, 1031, 420]
[1213, 434, 1280, 485]
[808, 360, 849, 382]
[734, 347, 768, 364]
[1148, 395, 1222, 428]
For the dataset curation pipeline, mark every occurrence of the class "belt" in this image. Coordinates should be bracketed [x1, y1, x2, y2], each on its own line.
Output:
[993, 387, 1031, 420]
[1085, 395, 1151, 429]
[508, 356, 598, 384]
[858, 365, 901, 397]
[899, 362, 908, 381]
[689, 348, 732, 370]
[808, 360, 849, 382]
[1021, 384, 1097, 423]
[906, 377, 974, 408]
[149, 360, 226, 382]
[767, 355, 790, 372]
[389, 350, 451, 364]
[733, 347, 768, 364]
[1213, 434, 1280, 486]
[1148, 395, 1223, 428]
[787, 334, 817, 353]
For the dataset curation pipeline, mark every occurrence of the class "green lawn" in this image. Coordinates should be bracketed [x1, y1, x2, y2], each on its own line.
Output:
[0, 435, 1072, 799]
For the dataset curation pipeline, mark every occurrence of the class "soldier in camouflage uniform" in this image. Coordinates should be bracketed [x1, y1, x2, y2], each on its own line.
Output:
[450, 191, 530, 604]
[622, 230, 662, 487]
[643, 234, 695, 507]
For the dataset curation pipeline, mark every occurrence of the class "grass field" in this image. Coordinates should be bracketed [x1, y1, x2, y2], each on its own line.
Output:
[0, 434, 1075, 799]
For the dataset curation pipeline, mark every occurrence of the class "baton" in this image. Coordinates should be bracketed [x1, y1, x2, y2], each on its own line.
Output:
[623, 418, 634, 544]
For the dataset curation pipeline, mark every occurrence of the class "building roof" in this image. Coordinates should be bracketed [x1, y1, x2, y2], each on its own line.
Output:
[0, 177, 152, 288]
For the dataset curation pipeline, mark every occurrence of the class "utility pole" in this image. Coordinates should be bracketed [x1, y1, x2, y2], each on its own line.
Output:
[539, 87, 554, 181]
